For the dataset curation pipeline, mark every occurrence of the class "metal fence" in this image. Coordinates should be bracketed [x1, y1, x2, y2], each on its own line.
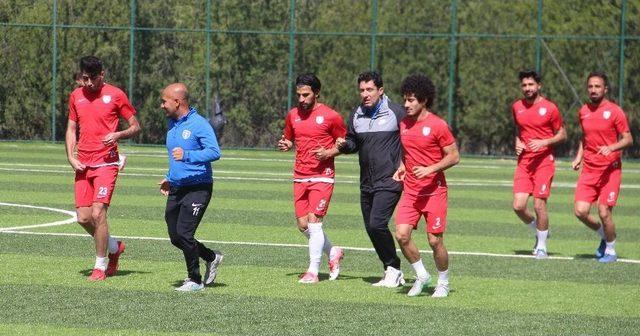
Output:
[0, 0, 637, 150]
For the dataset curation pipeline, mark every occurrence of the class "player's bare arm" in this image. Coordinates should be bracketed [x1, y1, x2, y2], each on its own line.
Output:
[277, 135, 293, 151]
[312, 146, 340, 161]
[571, 140, 584, 170]
[413, 142, 460, 179]
[528, 126, 567, 152]
[515, 136, 526, 156]
[65, 119, 86, 172]
[102, 115, 141, 146]
[597, 131, 633, 156]
[393, 161, 406, 182]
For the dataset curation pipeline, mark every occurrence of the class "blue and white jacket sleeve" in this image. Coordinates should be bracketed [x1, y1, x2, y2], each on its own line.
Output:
[183, 120, 221, 163]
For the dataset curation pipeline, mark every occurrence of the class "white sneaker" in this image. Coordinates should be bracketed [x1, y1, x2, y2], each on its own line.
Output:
[328, 247, 344, 281]
[175, 279, 204, 292]
[534, 248, 548, 260]
[204, 251, 224, 285]
[372, 266, 406, 288]
[407, 275, 431, 297]
[432, 282, 449, 298]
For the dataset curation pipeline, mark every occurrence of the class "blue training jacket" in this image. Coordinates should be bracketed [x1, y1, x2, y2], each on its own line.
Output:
[166, 107, 221, 187]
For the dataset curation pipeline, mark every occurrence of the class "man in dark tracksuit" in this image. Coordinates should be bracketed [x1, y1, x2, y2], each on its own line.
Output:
[159, 83, 223, 292]
[336, 72, 406, 287]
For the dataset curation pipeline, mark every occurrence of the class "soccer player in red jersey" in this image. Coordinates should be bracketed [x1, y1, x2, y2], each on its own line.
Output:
[572, 71, 632, 263]
[393, 74, 459, 297]
[511, 70, 566, 259]
[278, 73, 347, 284]
[65, 56, 141, 280]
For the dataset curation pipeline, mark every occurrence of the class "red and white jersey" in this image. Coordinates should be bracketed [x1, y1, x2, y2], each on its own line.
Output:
[512, 97, 563, 163]
[68, 83, 136, 166]
[578, 99, 630, 171]
[400, 113, 455, 196]
[283, 103, 346, 181]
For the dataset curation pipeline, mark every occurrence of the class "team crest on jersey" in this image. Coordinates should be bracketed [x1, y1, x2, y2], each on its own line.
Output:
[422, 127, 431, 136]
[315, 116, 324, 124]
[182, 130, 191, 139]
[603, 111, 611, 120]
[538, 107, 547, 116]
[102, 95, 112, 104]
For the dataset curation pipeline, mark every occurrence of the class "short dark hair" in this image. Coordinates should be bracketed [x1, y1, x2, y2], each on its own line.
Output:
[587, 71, 608, 87]
[295, 73, 321, 94]
[79, 56, 103, 77]
[400, 74, 436, 108]
[518, 69, 541, 83]
[357, 71, 383, 88]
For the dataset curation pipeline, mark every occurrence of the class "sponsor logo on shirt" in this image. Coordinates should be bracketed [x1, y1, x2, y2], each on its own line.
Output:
[77, 98, 87, 103]
[422, 127, 431, 136]
[603, 111, 611, 120]
[549, 154, 554, 161]
[324, 168, 333, 176]
[315, 116, 324, 124]
[102, 95, 112, 104]
[517, 109, 525, 114]
[540, 184, 547, 194]
[182, 130, 191, 139]
[295, 118, 301, 122]
[539, 107, 547, 116]
[607, 192, 616, 203]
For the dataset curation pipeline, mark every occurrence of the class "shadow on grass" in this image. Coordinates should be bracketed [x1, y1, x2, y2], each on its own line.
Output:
[79, 269, 151, 277]
[513, 249, 560, 257]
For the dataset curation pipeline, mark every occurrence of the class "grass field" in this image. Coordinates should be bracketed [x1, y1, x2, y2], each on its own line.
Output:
[1, 141, 639, 335]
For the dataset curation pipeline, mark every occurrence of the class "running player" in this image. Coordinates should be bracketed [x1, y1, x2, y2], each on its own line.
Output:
[66, 56, 141, 280]
[393, 74, 459, 297]
[572, 71, 633, 263]
[511, 69, 566, 259]
[277, 73, 346, 284]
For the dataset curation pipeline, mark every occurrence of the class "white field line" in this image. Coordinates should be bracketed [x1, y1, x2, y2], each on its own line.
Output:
[3, 166, 640, 189]
[3, 230, 640, 264]
[1, 202, 639, 264]
[0, 202, 77, 232]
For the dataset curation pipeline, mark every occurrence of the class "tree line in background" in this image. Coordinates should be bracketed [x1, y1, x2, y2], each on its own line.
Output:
[0, 0, 638, 157]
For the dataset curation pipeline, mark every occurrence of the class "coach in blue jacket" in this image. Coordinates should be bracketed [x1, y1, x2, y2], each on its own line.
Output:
[159, 83, 223, 292]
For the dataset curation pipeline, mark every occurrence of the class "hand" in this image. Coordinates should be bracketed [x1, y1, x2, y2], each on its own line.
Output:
[527, 139, 547, 152]
[277, 135, 293, 151]
[393, 166, 406, 182]
[102, 132, 120, 147]
[158, 179, 170, 196]
[412, 165, 433, 179]
[335, 137, 346, 149]
[597, 145, 613, 156]
[311, 147, 329, 161]
[172, 147, 184, 161]
[68, 157, 86, 172]
[571, 159, 581, 171]
[515, 138, 526, 156]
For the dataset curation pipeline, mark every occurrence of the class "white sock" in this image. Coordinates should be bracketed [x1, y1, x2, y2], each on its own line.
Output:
[411, 259, 429, 280]
[306, 223, 325, 274]
[604, 240, 616, 255]
[94, 257, 107, 271]
[438, 269, 449, 285]
[107, 236, 119, 254]
[323, 232, 334, 258]
[536, 230, 548, 250]
[528, 219, 537, 231]
[596, 225, 606, 239]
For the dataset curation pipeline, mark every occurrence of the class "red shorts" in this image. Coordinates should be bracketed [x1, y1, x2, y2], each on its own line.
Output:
[513, 156, 555, 198]
[74, 166, 119, 207]
[293, 182, 334, 218]
[575, 167, 622, 206]
[395, 191, 447, 234]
